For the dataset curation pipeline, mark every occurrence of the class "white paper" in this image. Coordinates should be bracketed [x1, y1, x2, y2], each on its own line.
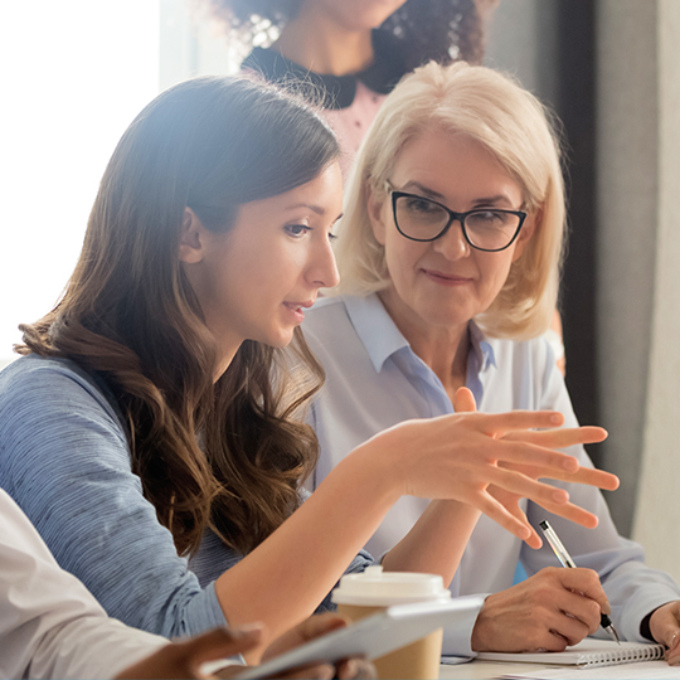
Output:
[502, 659, 680, 679]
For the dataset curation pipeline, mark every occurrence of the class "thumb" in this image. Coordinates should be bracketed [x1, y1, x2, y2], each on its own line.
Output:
[178, 625, 264, 666]
[295, 613, 349, 642]
[453, 386, 477, 413]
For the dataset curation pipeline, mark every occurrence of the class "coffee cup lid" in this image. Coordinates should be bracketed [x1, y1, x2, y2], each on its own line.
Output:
[331, 566, 451, 606]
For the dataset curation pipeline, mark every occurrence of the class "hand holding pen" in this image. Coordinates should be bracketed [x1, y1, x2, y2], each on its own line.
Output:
[540, 520, 621, 644]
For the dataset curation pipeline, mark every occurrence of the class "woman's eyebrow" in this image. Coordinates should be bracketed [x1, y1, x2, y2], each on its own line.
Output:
[401, 182, 514, 207]
[284, 202, 327, 215]
[470, 195, 514, 206]
[400, 181, 445, 200]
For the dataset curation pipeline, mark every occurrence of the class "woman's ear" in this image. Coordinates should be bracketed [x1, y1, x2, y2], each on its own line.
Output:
[367, 187, 387, 246]
[179, 208, 206, 264]
[512, 205, 541, 262]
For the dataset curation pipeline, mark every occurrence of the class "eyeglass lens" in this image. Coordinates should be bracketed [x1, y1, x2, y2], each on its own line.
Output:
[394, 195, 521, 250]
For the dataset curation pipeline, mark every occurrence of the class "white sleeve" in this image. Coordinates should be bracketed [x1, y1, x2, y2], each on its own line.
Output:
[0, 489, 167, 680]
[522, 342, 680, 642]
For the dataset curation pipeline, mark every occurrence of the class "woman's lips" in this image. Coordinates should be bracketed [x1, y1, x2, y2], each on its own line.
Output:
[421, 269, 473, 286]
[282, 300, 314, 323]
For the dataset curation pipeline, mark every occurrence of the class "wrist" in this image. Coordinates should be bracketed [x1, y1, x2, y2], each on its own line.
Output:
[336, 440, 403, 507]
[470, 596, 493, 652]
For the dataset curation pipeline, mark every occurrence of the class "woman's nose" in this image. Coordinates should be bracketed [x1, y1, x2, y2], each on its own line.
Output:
[432, 219, 471, 260]
[309, 239, 340, 290]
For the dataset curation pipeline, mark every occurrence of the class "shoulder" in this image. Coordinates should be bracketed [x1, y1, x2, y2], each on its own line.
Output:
[303, 296, 354, 341]
[0, 355, 130, 500]
[485, 333, 554, 373]
[0, 354, 121, 429]
[477, 331, 564, 412]
[1, 353, 111, 398]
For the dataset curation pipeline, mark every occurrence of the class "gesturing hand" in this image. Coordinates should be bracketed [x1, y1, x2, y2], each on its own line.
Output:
[447, 388, 618, 548]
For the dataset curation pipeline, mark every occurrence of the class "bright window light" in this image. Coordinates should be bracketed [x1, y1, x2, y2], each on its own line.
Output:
[0, 1, 161, 362]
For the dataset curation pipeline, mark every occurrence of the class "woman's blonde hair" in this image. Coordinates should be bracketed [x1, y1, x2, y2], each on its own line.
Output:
[334, 60, 566, 340]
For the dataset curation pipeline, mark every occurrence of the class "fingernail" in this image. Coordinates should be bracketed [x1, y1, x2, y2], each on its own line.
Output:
[338, 659, 357, 679]
[668, 632, 680, 651]
[550, 414, 563, 424]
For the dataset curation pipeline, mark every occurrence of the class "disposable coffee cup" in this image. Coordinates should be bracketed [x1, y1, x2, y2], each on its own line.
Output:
[332, 566, 451, 680]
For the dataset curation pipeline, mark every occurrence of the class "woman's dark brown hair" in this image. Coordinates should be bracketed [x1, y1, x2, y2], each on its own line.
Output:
[18, 75, 340, 556]
[202, 0, 485, 68]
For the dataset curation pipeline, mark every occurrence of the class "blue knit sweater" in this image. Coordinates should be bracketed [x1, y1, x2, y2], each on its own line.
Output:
[0, 355, 371, 638]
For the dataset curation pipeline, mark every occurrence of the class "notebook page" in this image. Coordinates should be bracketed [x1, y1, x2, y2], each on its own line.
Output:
[502, 659, 680, 679]
[478, 639, 664, 666]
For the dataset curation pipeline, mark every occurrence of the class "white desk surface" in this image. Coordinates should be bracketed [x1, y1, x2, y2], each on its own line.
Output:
[440, 660, 546, 679]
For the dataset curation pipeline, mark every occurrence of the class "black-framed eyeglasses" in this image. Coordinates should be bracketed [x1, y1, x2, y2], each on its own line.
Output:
[389, 187, 527, 252]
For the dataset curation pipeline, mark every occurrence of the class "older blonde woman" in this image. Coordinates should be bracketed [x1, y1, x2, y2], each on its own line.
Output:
[302, 61, 680, 661]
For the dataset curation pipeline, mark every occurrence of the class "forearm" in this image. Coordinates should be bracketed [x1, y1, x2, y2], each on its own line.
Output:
[382, 500, 481, 585]
[215, 447, 398, 658]
[27, 615, 167, 680]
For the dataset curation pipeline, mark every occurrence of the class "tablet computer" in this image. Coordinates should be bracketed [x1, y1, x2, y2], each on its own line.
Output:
[233, 596, 482, 680]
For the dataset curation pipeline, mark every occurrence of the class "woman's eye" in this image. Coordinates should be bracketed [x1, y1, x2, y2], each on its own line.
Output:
[405, 197, 437, 213]
[285, 224, 311, 237]
[473, 210, 503, 224]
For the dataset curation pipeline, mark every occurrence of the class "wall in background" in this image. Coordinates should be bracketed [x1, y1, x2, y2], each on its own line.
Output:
[596, 0, 658, 541]
[488, 0, 680, 557]
[633, 0, 680, 583]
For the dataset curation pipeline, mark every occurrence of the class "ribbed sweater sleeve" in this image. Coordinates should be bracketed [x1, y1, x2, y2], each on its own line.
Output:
[0, 356, 226, 638]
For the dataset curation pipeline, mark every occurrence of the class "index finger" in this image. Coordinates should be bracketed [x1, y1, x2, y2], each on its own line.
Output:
[556, 568, 611, 615]
[470, 410, 565, 436]
[503, 426, 608, 449]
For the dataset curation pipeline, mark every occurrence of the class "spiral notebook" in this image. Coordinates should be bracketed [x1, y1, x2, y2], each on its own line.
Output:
[477, 638, 665, 669]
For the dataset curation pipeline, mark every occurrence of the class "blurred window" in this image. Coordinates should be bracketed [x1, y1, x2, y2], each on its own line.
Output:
[1, 0, 249, 367]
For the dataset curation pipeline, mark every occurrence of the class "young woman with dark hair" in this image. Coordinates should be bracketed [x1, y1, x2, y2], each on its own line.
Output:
[0, 73, 616, 661]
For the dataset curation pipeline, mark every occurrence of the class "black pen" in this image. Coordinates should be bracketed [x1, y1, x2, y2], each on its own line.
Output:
[539, 519, 621, 645]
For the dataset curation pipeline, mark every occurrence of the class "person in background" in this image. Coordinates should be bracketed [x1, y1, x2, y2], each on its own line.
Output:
[201, 0, 489, 175]
[0, 72, 615, 661]
[0, 488, 374, 680]
[301, 60, 680, 661]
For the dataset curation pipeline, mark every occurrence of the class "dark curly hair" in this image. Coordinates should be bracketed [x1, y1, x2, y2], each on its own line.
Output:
[200, 0, 485, 68]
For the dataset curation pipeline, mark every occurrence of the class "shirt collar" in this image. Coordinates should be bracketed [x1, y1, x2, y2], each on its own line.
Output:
[241, 31, 408, 110]
[344, 294, 410, 372]
[344, 294, 497, 374]
[468, 320, 497, 371]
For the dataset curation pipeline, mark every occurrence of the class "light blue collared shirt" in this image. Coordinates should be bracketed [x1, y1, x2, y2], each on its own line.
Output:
[303, 293, 680, 656]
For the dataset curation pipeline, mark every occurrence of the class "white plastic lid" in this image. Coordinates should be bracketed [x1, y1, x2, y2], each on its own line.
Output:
[331, 566, 452, 606]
